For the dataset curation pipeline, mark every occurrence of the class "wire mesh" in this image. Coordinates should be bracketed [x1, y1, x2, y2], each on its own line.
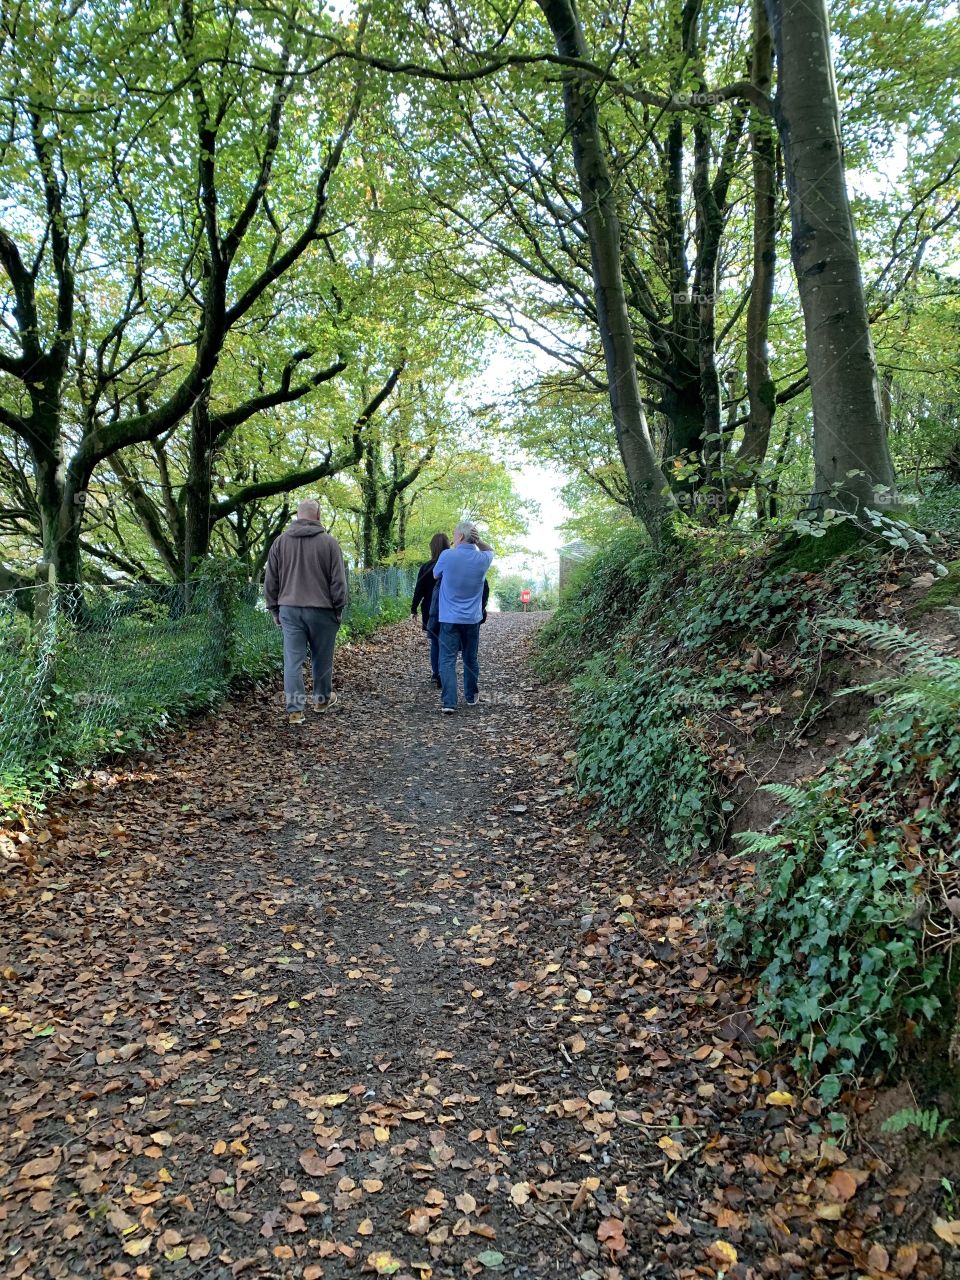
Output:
[0, 564, 416, 802]
[348, 564, 415, 610]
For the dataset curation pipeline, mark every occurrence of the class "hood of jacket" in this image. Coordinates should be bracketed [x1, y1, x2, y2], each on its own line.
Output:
[286, 519, 327, 538]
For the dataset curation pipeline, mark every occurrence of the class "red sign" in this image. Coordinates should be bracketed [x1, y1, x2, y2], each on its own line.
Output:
[520, 589, 531, 603]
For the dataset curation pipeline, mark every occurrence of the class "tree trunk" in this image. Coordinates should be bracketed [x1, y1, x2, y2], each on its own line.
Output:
[374, 512, 395, 563]
[743, 0, 777, 473]
[183, 390, 215, 577]
[662, 374, 706, 485]
[765, 0, 896, 513]
[397, 496, 409, 556]
[880, 368, 894, 431]
[32, 422, 85, 588]
[692, 120, 727, 505]
[536, 0, 675, 542]
[361, 497, 376, 570]
[723, 0, 778, 518]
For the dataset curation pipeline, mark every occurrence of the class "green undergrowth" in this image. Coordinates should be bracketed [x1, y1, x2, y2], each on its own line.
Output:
[535, 521, 960, 1094]
[910, 559, 960, 615]
[720, 620, 960, 1099]
[1, 573, 410, 819]
[339, 594, 408, 642]
[535, 524, 880, 858]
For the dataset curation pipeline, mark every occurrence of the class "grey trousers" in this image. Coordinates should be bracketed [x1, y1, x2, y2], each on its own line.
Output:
[279, 605, 339, 712]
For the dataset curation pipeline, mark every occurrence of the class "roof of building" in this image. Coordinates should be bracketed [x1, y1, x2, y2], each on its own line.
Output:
[558, 540, 595, 559]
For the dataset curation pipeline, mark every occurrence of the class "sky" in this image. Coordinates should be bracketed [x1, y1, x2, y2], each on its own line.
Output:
[502, 459, 571, 579]
[468, 339, 574, 578]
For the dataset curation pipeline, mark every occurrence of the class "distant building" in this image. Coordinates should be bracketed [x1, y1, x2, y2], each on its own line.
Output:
[558, 540, 595, 593]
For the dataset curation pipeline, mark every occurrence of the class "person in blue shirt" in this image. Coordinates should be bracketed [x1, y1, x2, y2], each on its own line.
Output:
[433, 521, 495, 714]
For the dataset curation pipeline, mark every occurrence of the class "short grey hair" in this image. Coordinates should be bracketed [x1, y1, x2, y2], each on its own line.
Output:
[454, 520, 476, 542]
[297, 499, 321, 521]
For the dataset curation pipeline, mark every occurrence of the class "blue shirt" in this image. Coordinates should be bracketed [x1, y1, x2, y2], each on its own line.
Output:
[434, 544, 494, 624]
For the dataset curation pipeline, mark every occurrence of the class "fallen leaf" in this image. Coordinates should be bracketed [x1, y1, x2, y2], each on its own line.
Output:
[122, 1237, 152, 1257]
[708, 1240, 738, 1265]
[826, 1169, 859, 1203]
[815, 1202, 843, 1221]
[20, 1151, 61, 1179]
[933, 1218, 960, 1245]
[765, 1090, 795, 1106]
[867, 1243, 890, 1274]
[894, 1244, 919, 1277]
[368, 1251, 402, 1275]
[299, 1149, 327, 1176]
[597, 1218, 626, 1253]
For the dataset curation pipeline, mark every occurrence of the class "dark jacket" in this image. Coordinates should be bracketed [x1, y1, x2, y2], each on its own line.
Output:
[264, 520, 348, 618]
[411, 559, 438, 630]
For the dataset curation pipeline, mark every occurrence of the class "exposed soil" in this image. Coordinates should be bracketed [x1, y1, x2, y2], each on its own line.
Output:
[1, 613, 959, 1280]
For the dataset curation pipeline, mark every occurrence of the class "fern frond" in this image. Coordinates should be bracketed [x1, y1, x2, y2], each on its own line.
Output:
[735, 830, 787, 856]
[824, 618, 959, 678]
[762, 782, 811, 806]
[823, 619, 960, 718]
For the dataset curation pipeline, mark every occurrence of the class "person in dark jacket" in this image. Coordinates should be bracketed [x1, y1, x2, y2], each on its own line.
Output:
[411, 532, 450, 686]
[265, 500, 348, 724]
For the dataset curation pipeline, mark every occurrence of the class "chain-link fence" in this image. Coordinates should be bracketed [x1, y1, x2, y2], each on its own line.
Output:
[348, 564, 416, 612]
[0, 564, 416, 807]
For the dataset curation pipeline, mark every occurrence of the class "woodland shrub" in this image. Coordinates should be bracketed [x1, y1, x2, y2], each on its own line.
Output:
[542, 523, 960, 1090]
[536, 527, 883, 859]
[912, 477, 960, 536]
[720, 620, 960, 1099]
[534, 527, 663, 680]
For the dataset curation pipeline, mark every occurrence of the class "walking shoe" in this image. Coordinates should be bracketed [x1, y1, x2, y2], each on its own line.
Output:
[432, 675, 442, 688]
[312, 692, 338, 713]
[441, 706, 456, 715]
[465, 694, 480, 706]
[288, 711, 305, 725]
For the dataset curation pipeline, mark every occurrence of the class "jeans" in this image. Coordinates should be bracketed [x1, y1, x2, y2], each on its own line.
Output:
[279, 605, 339, 713]
[429, 631, 440, 679]
[439, 622, 480, 709]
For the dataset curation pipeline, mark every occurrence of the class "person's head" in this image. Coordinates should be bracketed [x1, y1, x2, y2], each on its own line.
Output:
[297, 499, 321, 523]
[453, 520, 477, 547]
[429, 531, 450, 561]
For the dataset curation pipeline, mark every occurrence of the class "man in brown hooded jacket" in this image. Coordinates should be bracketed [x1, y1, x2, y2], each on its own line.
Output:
[264, 500, 348, 724]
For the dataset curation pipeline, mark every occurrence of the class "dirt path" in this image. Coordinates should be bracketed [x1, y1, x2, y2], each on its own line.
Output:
[0, 615, 945, 1280]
